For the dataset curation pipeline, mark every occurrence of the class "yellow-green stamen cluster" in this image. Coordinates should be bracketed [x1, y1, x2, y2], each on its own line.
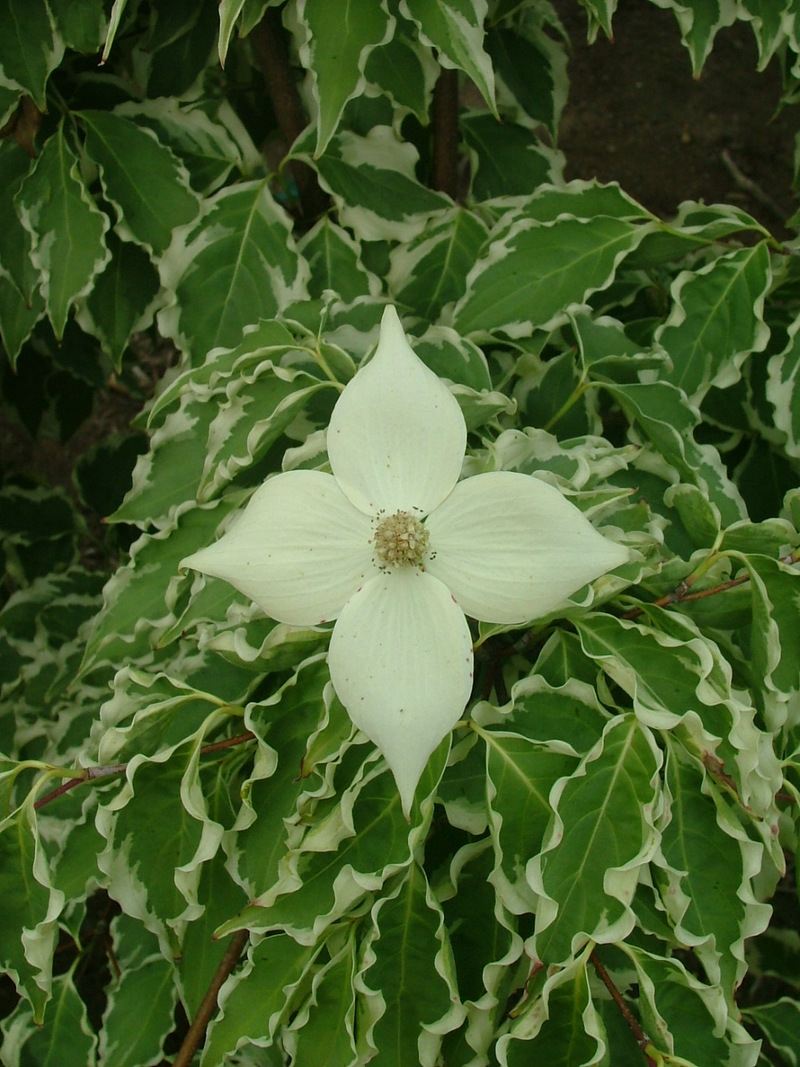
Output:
[374, 510, 429, 568]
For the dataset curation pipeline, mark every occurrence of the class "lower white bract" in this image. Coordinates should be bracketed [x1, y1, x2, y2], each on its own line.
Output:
[182, 306, 629, 814]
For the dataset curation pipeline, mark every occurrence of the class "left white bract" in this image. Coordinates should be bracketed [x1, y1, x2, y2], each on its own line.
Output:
[182, 306, 629, 814]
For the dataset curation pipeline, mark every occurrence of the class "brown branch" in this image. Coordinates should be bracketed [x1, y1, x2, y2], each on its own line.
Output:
[172, 928, 250, 1067]
[590, 951, 657, 1066]
[623, 550, 799, 621]
[431, 67, 459, 198]
[249, 8, 328, 220]
[721, 149, 788, 223]
[33, 732, 256, 811]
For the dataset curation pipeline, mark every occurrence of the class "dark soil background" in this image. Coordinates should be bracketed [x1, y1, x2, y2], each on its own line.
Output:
[556, 0, 797, 232]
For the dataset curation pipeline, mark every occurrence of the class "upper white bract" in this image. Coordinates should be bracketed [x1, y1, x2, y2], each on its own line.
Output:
[182, 306, 629, 814]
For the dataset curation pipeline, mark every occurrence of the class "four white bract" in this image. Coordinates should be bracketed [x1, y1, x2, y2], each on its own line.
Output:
[182, 306, 628, 813]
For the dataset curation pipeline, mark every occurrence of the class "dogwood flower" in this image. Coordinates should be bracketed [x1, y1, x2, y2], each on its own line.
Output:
[182, 306, 628, 814]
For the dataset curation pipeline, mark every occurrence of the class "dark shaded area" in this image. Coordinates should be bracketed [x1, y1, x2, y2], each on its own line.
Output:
[556, 0, 797, 233]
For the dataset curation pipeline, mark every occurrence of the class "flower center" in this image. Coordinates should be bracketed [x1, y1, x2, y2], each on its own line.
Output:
[373, 510, 430, 569]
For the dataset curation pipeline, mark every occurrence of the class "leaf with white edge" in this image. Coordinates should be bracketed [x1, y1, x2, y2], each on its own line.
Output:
[654, 243, 771, 402]
[299, 217, 380, 301]
[574, 609, 784, 817]
[387, 207, 489, 320]
[745, 998, 800, 1066]
[101, 0, 128, 60]
[81, 501, 242, 675]
[497, 958, 602, 1067]
[201, 935, 319, 1067]
[0, 138, 37, 301]
[0, 796, 64, 1021]
[228, 659, 332, 897]
[116, 98, 263, 194]
[16, 124, 111, 338]
[625, 944, 758, 1065]
[180, 846, 250, 1017]
[47, 0, 106, 53]
[196, 364, 335, 502]
[401, 0, 497, 115]
[482, 727, 577, 913]
[440, 839, 521, 1013]
[660, 0, 738, 76]
[96, 738, 224, 952]
[568, 309, 669, 383]
[218, 0, 247, 66]
[358, 862, 465, 1066]
[0, 970, 96, 1066]
[221, 749, 447, 943]
[99, 954, 177, 1067]
[656, 746, 765, 1003]
[295, 126, 451, 242]
[364, 20, 437, 124]
[0, 0, 64, 108]
[284, 934, 358, 1065]
[74, 231, 161, 368]
[604, 381, 746, 526]
[452, 212, 654, 338]
[96, 669, 231, 765]
[0, 273, 45, 366]
[288, 0, 393, 157]
[413, 326, 492, 393]
[767, 316, 800, 460]
[158, 179, 309, 364]
[112, 394, 220, 527]
[461, 112, 563, 200]
[147, 318, 304, 426]
[486, 22, 567, 137]
[80, 109, 201, 255]
[742, 553, 800, 701]
[528, 715, 661, 965]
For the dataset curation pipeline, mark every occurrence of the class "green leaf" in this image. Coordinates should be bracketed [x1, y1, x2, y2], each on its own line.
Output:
[742, 553, 800, 701]
[16, 124, 110, 338]
[745, 998, 800, 1066]
[0, 273, 45, 364]
[75, 231, 161, 367]
[482, 726, 577, 912]
[299, 217, 380, 301]
[0, 970, 96, 1065]
[486, 23, 566, 136]
[0, 0, 64, 108]
[655, 243, 771, 402]
[96, 739, 221, 949]
[201, 935, 319, 1066]
[499, 960, 600, 1067]
[0, 796, 63, 1021]
[99, 955, 177, 1067]
[603, 381, 746, 525]
[158, 179, 308, 364]
[290, 0, 392, 156]
[461, 113, 562, 200]
[359, 863, 464, 1064]
[452, 209, 654, 338]
[284, 935, 359, 1065]
[387, 207, 489, 320]
[0, 138, 37, 301]
[299, 126, 450, 243]
[656, 749, 756, 1001]
[403, 0, 497, 115]
[80, 109, 201, 255]
[530, 715, 660, 964]
[364, 21, 435, 124]
[225, 749, 447, 941]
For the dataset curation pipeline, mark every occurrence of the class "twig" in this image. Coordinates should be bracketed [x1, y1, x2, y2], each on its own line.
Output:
[623, 550, 799, 621]
[720, 149, 788, 223]
[591, 951, 657, 1066]
[172, 928, 250, 1067]
[33, 732, 256, 811]
[432, 67, 459, 198]
[249, 8, 328, 220]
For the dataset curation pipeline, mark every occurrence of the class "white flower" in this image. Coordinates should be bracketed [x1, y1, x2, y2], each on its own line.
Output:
[182, 306, 628, 814]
